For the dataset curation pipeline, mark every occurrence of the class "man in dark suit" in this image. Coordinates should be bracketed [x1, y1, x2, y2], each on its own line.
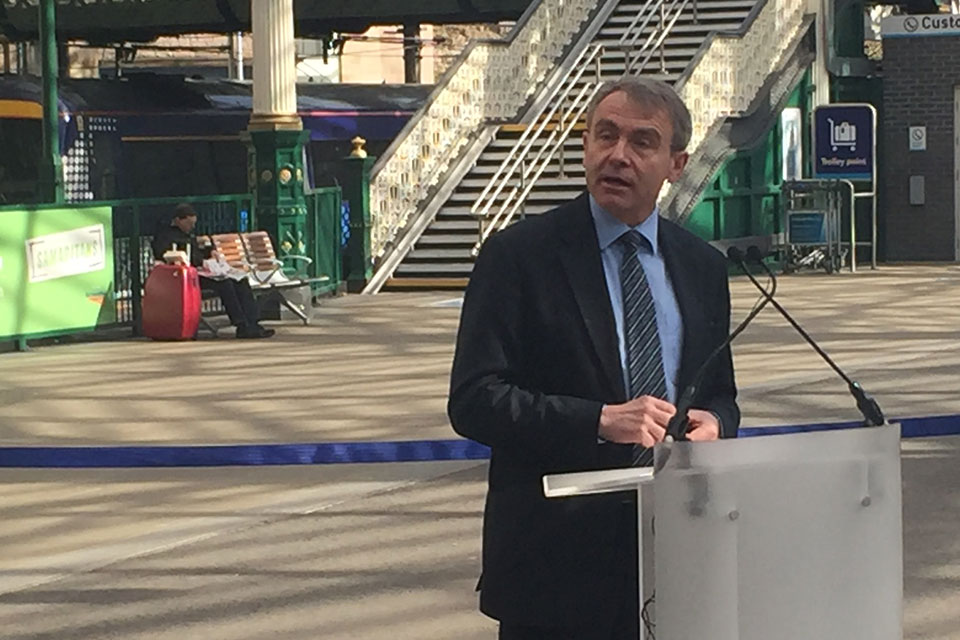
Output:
[448, 77, 739, 639]
[152, 203, 275, 339]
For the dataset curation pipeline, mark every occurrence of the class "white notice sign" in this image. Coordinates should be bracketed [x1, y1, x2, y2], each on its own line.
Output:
[909, 126, 927, 151]
[25, 224, 107, 283]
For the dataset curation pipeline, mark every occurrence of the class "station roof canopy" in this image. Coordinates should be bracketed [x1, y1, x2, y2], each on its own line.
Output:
[0, 0, 532, 43]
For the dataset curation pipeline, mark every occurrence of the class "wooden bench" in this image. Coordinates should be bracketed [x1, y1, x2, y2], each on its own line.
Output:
[199, 231, 330, 326]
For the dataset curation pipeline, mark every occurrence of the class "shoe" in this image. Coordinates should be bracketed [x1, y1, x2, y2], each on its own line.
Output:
[237, 324, 275, 339]
[254, 325, 276, 339]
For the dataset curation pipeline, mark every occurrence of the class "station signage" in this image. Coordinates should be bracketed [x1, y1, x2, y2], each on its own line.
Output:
[882, 14, 960, 38]
[813, 104, 876, 181]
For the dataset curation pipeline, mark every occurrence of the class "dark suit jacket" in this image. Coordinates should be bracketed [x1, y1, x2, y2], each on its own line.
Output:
[447, 193, 739, 630]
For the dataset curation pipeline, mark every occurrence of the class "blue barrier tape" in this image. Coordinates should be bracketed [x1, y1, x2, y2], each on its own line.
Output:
[0, 439, 492, 468]
[1, 413, 958, 468]
[739, 413, 960, 439]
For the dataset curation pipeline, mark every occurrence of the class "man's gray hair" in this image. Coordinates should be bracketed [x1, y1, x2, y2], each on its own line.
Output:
[585, 77, 692, 152]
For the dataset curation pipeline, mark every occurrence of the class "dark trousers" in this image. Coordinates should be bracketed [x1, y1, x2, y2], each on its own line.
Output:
[497, 567, 639, 640]
[498, 600, 639, 640]
[499, 500, 640, 640]
[200, 276, 260, 327]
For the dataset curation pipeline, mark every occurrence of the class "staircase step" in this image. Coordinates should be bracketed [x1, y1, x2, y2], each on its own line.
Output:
[500, 122, 588, 133]
[605, 10, 750, 24]
[461, 172, 587, 186]
[439, 203, 560, 216]
[394, 262, 476, 275]
[471, 165, 578, 177]
[429, 220, 488, 232]
[470, 151, 586, 164]
[456, 176, 587, 189]
[431, 211, 478, 222]
[447, 194, 582, 210]
[383, 276, 470, 291]
[599, 21, 746, 36]
[598, 46, 705, 60]
[596, 34, 735, 47]
[597, 59, 691, 73]
[407, 248, 477, 260]
[615, 0, 755, 10]
[488, 130, 584, 141]
[416, 233, 479, 245]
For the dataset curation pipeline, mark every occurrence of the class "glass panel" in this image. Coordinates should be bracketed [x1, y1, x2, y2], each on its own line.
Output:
[653, 425, 902, 640]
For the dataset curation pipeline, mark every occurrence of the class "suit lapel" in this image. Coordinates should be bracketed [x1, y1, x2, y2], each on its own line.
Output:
[659, 221, 704, 390]
[556, 195, 625, 400]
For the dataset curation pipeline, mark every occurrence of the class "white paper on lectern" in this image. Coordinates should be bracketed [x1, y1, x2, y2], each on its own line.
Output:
[542, 467, 654, 498]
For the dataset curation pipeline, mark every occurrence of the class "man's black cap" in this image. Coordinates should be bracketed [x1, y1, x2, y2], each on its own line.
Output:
[173, 203, 198, 219]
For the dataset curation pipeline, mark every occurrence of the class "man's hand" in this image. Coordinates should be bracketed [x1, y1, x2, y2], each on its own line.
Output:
[599, 396, 677, 448]
[685, 409, 721, 441]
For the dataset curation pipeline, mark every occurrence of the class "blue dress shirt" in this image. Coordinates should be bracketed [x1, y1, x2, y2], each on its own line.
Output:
[589, 196, 684, 404]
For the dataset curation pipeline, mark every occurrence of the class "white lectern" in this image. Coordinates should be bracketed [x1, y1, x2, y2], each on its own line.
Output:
[543, 424, 903, 640]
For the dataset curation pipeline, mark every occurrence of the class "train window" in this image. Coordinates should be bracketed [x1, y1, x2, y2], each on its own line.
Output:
[0, 118, 42, 204]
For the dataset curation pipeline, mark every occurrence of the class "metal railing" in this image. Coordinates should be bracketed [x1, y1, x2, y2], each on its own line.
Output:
[471, 0, 694, 254]
[611, 0, 697, 76]
[305, 187, 344, 295]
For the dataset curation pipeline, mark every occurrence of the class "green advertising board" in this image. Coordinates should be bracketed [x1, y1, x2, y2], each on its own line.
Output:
[0, 206, 115, 340]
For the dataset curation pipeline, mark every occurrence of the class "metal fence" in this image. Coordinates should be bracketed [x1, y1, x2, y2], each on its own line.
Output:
[306, 187, 343, 295]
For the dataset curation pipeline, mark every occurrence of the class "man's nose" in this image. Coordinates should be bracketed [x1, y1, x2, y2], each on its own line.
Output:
[607, 136, 629, 164]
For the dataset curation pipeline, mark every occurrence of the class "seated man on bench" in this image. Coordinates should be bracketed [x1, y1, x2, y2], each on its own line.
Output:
[152, 203, 275, 339]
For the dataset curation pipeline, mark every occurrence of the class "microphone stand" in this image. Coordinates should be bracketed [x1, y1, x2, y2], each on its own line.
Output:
[663, 249, 776, 442]
[736, 247, 885, 427]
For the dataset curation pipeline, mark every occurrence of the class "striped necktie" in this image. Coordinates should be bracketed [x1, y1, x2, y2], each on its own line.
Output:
[618, 230, 667, 466]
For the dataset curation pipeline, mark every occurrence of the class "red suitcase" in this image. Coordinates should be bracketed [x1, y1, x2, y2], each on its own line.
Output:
[142, 263, 202, 340]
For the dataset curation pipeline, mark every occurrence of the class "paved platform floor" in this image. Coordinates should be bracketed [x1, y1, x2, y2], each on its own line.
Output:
[1, 265, 959, 638]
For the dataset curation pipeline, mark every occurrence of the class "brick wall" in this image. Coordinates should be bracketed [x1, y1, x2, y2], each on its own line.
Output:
[881, 35, 960, 261]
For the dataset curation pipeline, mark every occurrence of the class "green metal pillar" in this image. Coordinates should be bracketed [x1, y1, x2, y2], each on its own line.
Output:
[39, 0, 64, 203]
[340, 138, 374, 292]
[247, 128, 310, 260]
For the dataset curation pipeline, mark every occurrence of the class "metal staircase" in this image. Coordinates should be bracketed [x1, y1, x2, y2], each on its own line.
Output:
[371, 0, 811, 291]
[384, 0, 757, 289]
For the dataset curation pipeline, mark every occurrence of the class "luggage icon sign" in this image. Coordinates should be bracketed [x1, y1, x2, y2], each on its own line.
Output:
[827, 118, 856, 152]
[814, 104, 873, 179]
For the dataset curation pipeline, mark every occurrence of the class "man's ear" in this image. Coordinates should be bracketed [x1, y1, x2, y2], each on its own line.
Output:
[667, 151, 689, 183]
[581, 129, 589, 162]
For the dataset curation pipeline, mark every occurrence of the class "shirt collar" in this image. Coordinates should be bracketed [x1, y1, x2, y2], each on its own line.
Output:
[588, 194, 660, 255]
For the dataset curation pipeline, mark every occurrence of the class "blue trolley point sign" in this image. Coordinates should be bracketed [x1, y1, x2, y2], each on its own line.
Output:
[813, 104, 876, 180]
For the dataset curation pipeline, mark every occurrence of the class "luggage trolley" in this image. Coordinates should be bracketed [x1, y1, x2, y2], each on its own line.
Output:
[781, 180, 850, 274]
